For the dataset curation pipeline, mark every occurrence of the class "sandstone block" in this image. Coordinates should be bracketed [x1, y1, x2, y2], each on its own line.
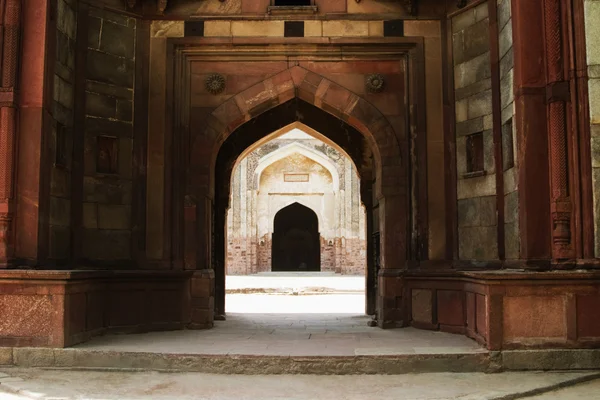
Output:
[411, 289, 432, 324]
[97, 204, 131, 230]
[458, 226, 498, 260]
[322, 20, 369, 37]
[455, 99, 468, 123]
[456, 116, 483, 137]
[467, 89, 493, 119]
[498, 0, 512, 30]
[458, 197, 480, 227]
[457, 173, 496, 199]
[90, 7, 133, 27]
[452, 9, 476, 34]
[483, 114, 493, 130]
[56, 31, 75, 71]
[86, 92, 116, 119]
[231, 21, 284, 37]
[454, 52, 491, 89]
[49, 225, 70, 259]
[83, 177, 132, 205]
[368, 21, 383, 37]
[504, 220, 520, 259]
[593, 168, 600, 256]
[500, 49, 514, 79]
[100, 21, 135, 60]
[82, 229, 131, 260]
[85, 116, 133, 137]
[88, 17, 102, 49]
[589, 78, 600, 124]
[0, 348, 12, 365]
[585, 0, 600, 66]
[204, 21, 231, 37]
[51, 167, 71, 198]
[504, 190, 519, 223]
[503, 296, 566, 341]
[86, 49, 134, 88]
[404, 20, 441, 38]
[304, 20, 322, 37]
[479, 195, 497, 226]
[13, 348, 55, 367]
[54, 75, 73, 110]
[151, 20, 184, 38]
[83, 202, 98, 229]
[49, 196, 71, 227]
[500, 69, 514, 109]
[498, 21, 513, 59]
[116, 100, 133, 122]
[455, 78, 492, 102]
[483, 129, 495, 173]
[463, 19, 490, 61]
[57, 0, 76, 39]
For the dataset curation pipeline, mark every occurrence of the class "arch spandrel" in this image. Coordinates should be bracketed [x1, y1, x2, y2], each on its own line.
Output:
[189, 66, 403, 199]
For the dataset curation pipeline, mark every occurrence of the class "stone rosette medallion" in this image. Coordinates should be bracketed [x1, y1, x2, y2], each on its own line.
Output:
[206, 73, 226, 95]
[365, 74, 385, 93]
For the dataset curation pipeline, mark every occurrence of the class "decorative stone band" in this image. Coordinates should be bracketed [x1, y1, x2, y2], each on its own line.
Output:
[151, 19, 429, 38]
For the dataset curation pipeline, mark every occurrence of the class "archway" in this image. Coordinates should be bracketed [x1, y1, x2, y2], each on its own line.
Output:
[184, 66, 414, 327]
[272, 203, 320, 272]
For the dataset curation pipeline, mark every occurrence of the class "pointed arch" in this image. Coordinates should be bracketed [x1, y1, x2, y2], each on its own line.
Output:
[254, 142, 340, 191]
[189, 66, 404, 199]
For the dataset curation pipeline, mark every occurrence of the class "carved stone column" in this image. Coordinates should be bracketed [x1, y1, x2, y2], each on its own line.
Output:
[544, 0, 574, 260]
[0, 0, 20, 266]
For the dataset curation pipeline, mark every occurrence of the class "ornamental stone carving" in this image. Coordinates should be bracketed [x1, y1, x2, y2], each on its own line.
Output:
[365, 74, 385, 93]
[205, 73, 226, 95]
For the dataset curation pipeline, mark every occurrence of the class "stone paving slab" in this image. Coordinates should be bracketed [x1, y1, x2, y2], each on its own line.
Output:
[0, 369, 599, 400]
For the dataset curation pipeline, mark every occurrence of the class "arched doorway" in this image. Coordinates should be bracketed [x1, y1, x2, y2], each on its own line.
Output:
[182, 65, 419, 327]
[272, 203, 320, 272]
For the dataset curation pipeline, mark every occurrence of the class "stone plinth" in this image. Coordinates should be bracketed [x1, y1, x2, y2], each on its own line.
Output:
[403, 269, 600, 350]
[0, 269, 193, 347]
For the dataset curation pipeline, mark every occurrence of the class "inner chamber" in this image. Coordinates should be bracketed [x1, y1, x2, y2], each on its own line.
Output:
[272, 202, 320, 272]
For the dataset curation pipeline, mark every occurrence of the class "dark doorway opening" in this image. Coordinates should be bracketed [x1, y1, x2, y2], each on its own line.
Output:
[272, 203, 320, 272]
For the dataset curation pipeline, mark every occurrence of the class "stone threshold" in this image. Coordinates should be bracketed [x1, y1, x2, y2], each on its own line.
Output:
[1, 348, 599, 375]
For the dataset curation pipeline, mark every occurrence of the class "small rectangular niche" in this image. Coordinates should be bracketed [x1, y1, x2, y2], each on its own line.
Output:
[284, 21, 305, 37]
[268, 0, 317, 15]
[284, 173, 309, 182]
[184, 21, 204, 37]
[464, 132, 485, 178]
[502, 118, 515, 171]
[96, 135, 119, 175]
[384, 20, 404, 37]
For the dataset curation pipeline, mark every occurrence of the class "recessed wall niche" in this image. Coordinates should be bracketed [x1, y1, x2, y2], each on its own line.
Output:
[96, 135, 118, 174]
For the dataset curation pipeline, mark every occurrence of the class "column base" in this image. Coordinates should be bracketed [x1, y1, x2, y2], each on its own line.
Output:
[377, 268, 408, 329]
[189, 269, 215, 329]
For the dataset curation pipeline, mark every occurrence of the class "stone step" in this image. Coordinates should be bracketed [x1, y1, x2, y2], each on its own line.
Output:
[3, 348, 600, 375]
[2, 348, 494, 375]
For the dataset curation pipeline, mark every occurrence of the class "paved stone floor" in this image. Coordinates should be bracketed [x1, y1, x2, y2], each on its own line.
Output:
[75, 293, 484, 356]
[0, 369, 598, 399]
